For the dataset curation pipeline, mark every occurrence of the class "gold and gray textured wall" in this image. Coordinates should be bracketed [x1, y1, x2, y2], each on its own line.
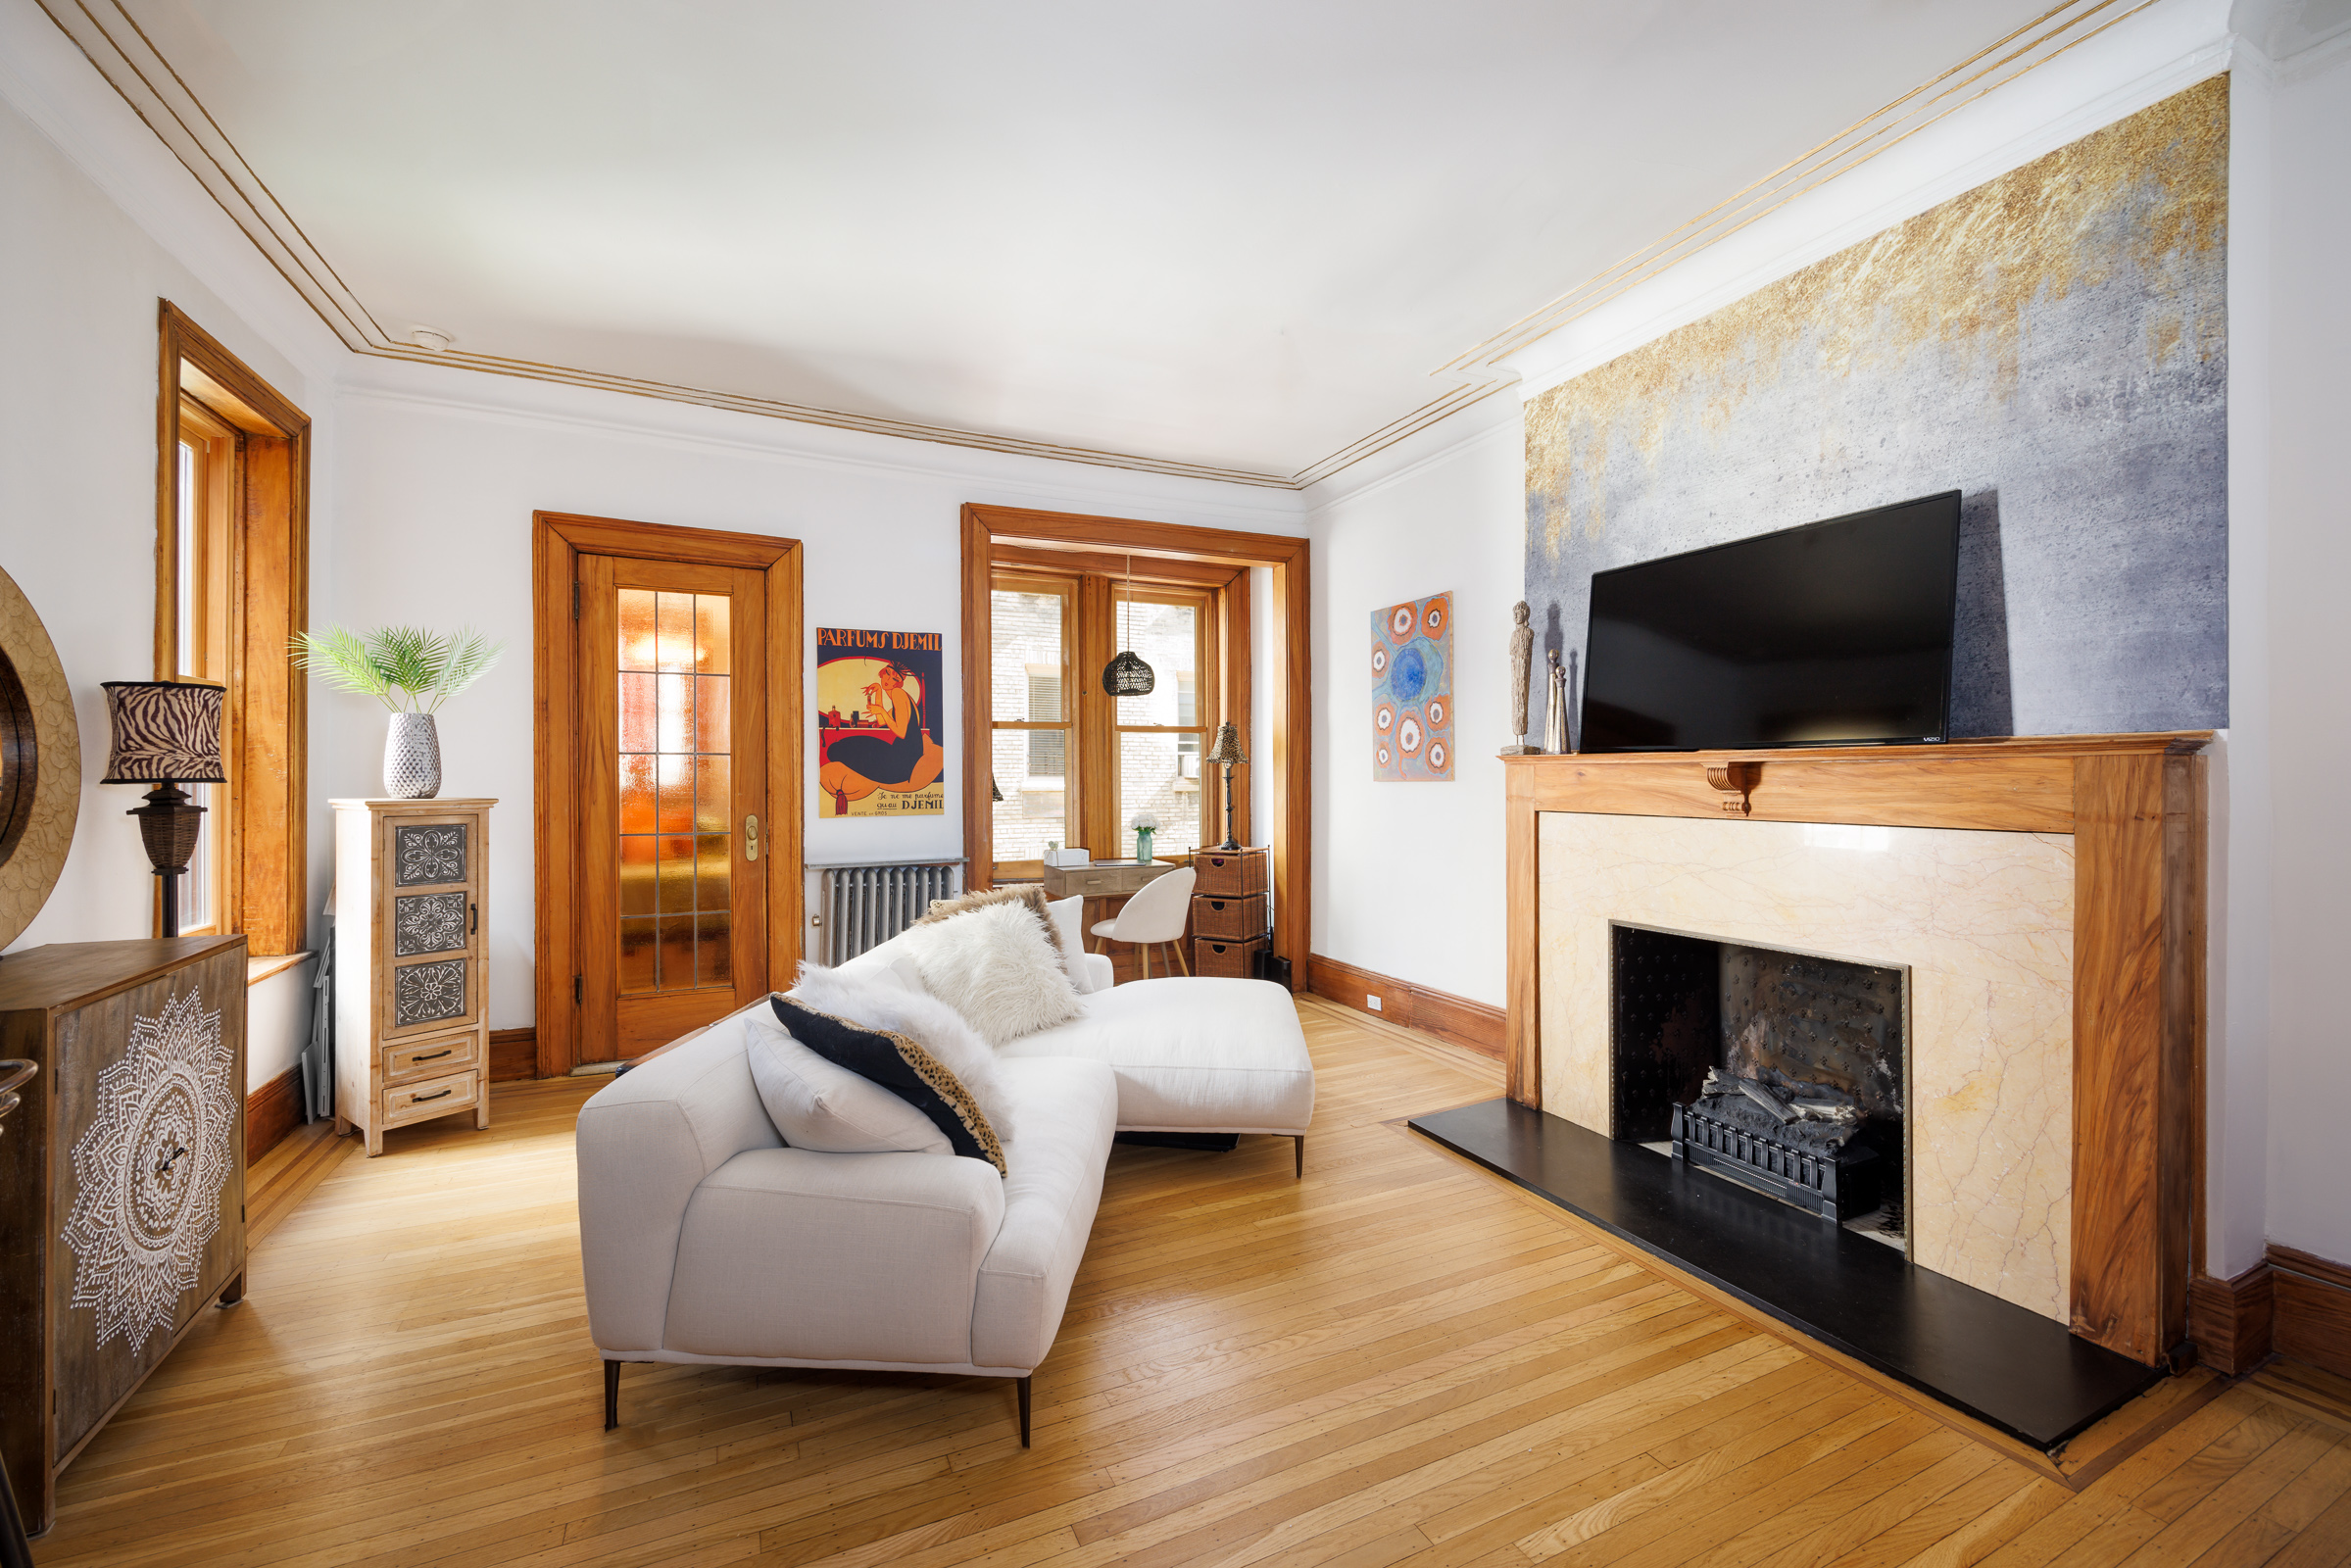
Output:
[1525, 75, 2229, 740]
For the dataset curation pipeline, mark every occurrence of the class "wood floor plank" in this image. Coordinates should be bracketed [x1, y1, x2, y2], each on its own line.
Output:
[33, 1001, 2351, 1567]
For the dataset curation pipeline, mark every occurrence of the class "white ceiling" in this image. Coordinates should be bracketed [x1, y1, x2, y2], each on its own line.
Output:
[115, 0, 2072, 480]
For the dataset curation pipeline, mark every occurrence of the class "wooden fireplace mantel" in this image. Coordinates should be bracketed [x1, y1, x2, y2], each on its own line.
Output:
[1503, 732, 2211, 1366]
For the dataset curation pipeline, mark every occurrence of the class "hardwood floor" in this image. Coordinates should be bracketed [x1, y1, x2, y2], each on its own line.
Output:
[38, 996, 2351, 1566]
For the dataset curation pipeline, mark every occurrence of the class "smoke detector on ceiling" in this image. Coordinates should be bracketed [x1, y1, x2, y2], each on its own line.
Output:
[410, 326, 454, 353]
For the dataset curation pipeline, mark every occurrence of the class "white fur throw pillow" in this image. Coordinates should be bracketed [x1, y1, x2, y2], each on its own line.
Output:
[900, 900, 1084, 1046]
[744, 1009, 951, 1155]
[789, 961, 1014, 1140]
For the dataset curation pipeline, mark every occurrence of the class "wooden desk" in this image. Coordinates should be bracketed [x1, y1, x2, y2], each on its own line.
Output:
[1040, 859, 1180, 899]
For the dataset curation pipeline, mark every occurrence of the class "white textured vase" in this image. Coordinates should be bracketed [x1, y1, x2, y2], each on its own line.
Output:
[384, 712, 442, 800]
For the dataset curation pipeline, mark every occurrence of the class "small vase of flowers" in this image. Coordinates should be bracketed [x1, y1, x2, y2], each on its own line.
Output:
[291, 625, 504, 800]
[1131, 810, 1158, 864]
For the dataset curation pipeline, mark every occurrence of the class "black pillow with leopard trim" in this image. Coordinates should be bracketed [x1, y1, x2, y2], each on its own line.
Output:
[767, 995, 1006, 1174]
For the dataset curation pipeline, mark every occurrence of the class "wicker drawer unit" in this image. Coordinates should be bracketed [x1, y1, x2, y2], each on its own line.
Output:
[332, 798, 496, 1156]
[1194, 935, 1269, 979]
[1192, 847, 1267, 897]
[1192, 892, 1268, 941]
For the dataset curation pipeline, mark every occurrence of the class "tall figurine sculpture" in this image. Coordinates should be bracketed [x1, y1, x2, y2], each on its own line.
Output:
[1500, 600, 1538, 755]
[1544, 648, 1570, 755]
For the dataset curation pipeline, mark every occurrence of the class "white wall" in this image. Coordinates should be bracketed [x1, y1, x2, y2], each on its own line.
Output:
[1304, 396, 1522, 1005]
[0, 91, 331, 1091]
[2258, 28, 2351, 1265]
[329, 365, 1303, 1029]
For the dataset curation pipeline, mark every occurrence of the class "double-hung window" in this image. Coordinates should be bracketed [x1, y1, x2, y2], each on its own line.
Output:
[987, 564, 1234, 883]
[156, 302, 312, 956]
[164, 395, 238, 935]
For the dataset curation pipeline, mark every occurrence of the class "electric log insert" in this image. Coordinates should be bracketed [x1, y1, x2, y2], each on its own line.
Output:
[1611, 926, 1906, 1236]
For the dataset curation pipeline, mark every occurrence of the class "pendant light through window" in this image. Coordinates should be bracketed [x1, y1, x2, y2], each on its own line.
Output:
[1102, 552, 1154, 697]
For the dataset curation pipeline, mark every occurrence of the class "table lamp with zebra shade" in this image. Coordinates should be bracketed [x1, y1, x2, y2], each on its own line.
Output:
[99, 680, 225, 937]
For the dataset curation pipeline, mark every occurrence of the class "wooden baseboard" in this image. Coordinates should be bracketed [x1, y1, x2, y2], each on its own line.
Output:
[489, 1027, 537, 1082]
[2273, 1245, 2351, 1382]
[2189, 1263, 2275, 1375]
[2189, 1244, 2351, 1380]
[246, 1064, 302, 1165]
[1307, 955, 1503, 1059]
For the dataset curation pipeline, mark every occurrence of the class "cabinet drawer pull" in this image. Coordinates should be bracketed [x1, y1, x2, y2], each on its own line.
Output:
[470, 902, 478, 935]
[414, 1049, 453, 1063]
[412, 1088, 454, 1103]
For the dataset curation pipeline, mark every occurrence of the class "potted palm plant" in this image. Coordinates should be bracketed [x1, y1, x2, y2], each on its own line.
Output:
[290, 626, 504, 799]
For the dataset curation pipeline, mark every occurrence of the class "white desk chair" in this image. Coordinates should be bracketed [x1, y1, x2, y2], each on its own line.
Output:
[1091, 866, 1197, 979]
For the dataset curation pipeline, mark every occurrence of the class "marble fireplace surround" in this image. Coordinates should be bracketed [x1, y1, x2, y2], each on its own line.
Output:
[1502, 735, 2208, 1367]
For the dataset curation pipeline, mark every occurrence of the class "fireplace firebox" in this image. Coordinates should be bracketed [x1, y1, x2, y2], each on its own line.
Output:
[1611, 925, 1906, 1236]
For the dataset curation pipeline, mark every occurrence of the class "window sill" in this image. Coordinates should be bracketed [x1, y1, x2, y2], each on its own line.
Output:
[248, 952, 316, 986]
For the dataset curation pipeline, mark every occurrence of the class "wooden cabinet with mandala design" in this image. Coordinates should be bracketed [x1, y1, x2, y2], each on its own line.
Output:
[0, 935, 248, 1536]
[332, 799, 496, 1155]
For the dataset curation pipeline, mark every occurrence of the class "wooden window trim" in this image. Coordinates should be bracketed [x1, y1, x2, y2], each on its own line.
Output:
[963, 505, 1306, 983]
[987, 569, 1080, 884]
[156, 301, 311, 956]
[1109, 581, 1218, 858]
[533, 512, 805, 1078]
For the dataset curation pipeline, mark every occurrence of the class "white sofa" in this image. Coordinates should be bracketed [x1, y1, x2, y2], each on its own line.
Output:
[575, 938, 1314, 1446]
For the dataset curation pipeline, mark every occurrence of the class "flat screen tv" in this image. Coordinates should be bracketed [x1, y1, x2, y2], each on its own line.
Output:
[1580, 490, 1961, 752]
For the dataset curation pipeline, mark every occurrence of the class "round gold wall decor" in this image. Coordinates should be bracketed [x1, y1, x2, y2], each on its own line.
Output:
[0, 563, 80, 950]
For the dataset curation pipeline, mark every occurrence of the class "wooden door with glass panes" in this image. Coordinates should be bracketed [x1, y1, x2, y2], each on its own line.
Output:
[576, 556, 770, 1060]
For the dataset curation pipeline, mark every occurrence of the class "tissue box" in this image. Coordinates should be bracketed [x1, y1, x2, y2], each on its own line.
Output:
[1046, 847, 1091, 868]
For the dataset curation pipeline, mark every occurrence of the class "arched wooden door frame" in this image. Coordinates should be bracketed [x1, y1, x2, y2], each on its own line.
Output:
[533, 512, 804, 1076]
[960, 504, 1310, 985]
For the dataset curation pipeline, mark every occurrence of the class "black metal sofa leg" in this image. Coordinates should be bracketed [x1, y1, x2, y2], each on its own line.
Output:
[604, 1359, 621, 1431]
[1295, 1134, 1304, 1179]
[1017, 1375, 1032, 1447]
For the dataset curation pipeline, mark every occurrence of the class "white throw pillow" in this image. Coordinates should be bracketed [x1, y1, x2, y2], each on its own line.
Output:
[745, 1009, 951, 1155]
[899, 900, 1085, 1047]
[1047, 896, 1100, 995]
[790, 961, 1015, 1140]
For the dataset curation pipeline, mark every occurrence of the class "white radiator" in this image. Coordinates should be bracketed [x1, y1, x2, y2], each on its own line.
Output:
[814, 861, 964, 965]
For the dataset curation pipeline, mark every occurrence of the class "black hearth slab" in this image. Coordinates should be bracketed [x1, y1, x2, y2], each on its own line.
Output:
[1408, 1098, 2165, 1452]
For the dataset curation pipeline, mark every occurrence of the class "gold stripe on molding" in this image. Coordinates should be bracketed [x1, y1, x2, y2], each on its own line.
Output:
[1436, 0, 2167, 377]
[35, 0, 2165, 490]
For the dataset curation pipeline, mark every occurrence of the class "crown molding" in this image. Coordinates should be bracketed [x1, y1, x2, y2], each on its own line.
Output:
[1455, 0, 2213, 390]
[337, 367, 1310, 531]
[17, 0, 1320, 491]
[1498, 0, 2236, 402]
[15, 0, 2246, 494]
[0, 0, 343, 389]
[1302, 389, 1520, 517]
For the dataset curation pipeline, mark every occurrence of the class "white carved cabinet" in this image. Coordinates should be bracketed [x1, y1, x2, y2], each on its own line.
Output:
[331, 798, 495, 1155]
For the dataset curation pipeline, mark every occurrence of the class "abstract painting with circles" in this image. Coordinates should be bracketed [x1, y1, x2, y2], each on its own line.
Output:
[1370, 592, 1452, 782]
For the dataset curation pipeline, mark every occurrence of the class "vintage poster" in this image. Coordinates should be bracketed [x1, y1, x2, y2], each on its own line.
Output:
[1370, 592, 1452, 781]
[816, 627, 947, 817]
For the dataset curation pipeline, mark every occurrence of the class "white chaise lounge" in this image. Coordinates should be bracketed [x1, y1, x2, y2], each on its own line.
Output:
[575, 944, 1314, 1446]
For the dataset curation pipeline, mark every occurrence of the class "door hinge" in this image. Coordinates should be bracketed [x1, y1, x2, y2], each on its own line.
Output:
[574, 974, 584, 1004]
[572, 580, 581, 620]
